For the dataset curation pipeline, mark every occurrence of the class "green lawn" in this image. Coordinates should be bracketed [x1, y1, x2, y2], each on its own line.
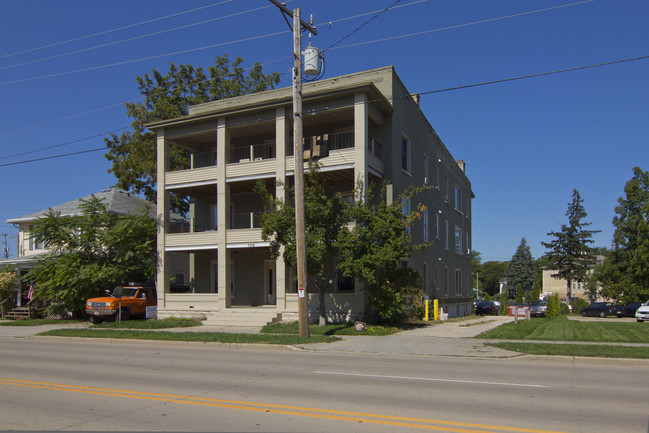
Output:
[261, 321, 399, 336]
[479, 316, 649, 343]
[38, 328, 338, 345]
[488, 342, 649, 359]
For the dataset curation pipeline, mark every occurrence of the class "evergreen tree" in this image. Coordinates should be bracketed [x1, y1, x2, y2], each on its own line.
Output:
[505, 237, 535, 294]
[606, 167, 649, 302]
[542, 189, 600, 299]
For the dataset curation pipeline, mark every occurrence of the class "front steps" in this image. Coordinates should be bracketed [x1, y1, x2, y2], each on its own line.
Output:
[159, 306, 289, 328]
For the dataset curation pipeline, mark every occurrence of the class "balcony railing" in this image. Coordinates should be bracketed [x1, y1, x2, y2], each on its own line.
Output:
[229, 143, 275, 164]
[230, 212, 263, 229]
[170, 150, 217, 171]
[286, 131, 354, 156]
[368, 136, 382, 159]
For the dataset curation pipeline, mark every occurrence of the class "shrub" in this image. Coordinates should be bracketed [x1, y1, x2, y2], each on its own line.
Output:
[571, 298, 589, 314]
[546, 294, 561, 318]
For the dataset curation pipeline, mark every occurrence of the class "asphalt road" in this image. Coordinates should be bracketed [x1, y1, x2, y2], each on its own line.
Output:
[1, 336, 648, 432]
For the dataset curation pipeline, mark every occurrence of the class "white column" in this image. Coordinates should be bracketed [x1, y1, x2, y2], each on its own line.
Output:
[216, 118, 231, 308]
[156, 129, 169, 308]
[354, 93, 368, 201]
[275, 106, 287, 310]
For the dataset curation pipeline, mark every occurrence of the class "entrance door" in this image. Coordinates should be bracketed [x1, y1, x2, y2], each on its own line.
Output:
[264, 260, 276, 305]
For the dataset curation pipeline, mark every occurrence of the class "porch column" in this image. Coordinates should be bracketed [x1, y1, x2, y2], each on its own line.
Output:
[275, 106, 288, 310]
[216, 117, 231, 308]
[354, 92, 369, 201]
[156, 129, 170, 307]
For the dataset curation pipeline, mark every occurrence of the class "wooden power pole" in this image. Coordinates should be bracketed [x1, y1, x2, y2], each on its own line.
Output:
[268, 1, 317, 338]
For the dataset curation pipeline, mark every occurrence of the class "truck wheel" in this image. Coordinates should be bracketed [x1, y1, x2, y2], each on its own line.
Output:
[89, 316, 102, 325]
[120, 308, 130, 321]
[599, 311, 606, 318]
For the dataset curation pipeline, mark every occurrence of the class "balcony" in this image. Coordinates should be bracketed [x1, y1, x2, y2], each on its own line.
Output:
[229, 143, 274, 164]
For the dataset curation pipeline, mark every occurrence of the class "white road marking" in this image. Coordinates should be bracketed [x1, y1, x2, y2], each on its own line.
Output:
[313, 371, 550, 388]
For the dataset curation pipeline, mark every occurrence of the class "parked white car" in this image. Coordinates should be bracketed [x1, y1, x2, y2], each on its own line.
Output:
[634, 301, 649, 322]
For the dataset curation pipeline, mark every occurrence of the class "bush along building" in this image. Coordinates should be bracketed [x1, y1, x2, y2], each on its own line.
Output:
[147, 66, 473, 326]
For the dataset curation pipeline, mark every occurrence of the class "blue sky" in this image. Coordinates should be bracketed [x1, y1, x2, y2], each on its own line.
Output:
[1, 0, 647, 262]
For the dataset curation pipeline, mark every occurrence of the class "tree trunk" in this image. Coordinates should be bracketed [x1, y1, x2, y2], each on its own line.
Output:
[318, 286, 327, 326]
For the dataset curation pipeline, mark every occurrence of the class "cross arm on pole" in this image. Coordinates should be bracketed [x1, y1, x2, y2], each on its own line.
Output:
[268, 0, 318, 34]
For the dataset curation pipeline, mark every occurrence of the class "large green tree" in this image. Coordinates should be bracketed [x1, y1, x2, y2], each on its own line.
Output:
[336, 183, 431, 325]
[257, 163, 348, 326]
[105, 55, 281, 215]
[24, 196, 157, 317]
[542, 189, 600, 299]
[478, 260, 509, 296]
[604, 167, 649, 302]
[505, 237, 535, 294]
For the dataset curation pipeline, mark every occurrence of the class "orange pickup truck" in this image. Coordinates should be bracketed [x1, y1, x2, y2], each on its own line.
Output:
[85, 285, 157, 324]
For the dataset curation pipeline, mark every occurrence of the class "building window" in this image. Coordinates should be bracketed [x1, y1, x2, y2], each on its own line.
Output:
[423, 155, 429, 185]
[455, 186, 462, 212]
[335, 259, 355, 292]
[455, 270, 462, 294]
[28, 227, 44, 251]
[401, 136, 410, 173]
[444, 220, 449, 249]
[455, 226, 462, 254]
[423, 207, 429, 242]
[435, 213, 440, 240]
[402, 198, 411, 235]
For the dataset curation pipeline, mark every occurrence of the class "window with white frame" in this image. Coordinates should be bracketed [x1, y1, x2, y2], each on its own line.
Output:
[401, 136, 410, 173]
[28, 226, 44, 251]
[455, 226, 463, 254]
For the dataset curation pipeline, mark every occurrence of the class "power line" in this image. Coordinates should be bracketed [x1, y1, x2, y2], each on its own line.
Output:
[2, 54, 646, 169]
[329, 0, 595, 51]
[0, 1, 234, 60]
[0, 148, 105, 168]
[0, 3, 275, 71]
[324, 0, 402, 52]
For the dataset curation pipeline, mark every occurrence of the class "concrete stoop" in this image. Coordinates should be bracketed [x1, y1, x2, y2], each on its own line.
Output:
[201, 307, 283, 327]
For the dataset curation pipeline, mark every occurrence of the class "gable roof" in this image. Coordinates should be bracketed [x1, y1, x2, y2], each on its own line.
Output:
[6, 188, 159, 224]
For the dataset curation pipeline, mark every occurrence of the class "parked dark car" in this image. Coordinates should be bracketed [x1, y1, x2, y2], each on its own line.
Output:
[620, 302, 642, 317]
[580, 302, 621, 318]
[529, 300, 547, 317]
[475, 301, 499, 316]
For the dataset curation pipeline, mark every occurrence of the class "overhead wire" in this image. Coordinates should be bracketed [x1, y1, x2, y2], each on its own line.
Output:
[2, 54, 646, 168]
[0, 0, 589, 133]
[0, 0, 234, 60]
[0, 3, 275, 71]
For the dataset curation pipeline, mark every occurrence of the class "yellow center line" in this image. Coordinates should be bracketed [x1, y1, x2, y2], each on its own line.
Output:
[0, 377, 568, 433]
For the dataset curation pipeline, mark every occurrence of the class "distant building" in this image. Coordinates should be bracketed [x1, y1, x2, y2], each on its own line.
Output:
[541, 255, 605, 301]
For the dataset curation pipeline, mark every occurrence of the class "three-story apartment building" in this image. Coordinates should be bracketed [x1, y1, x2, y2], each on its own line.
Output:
[148, 66, 473, 324]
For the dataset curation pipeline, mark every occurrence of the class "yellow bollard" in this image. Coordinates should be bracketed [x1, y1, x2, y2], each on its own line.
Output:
[425, 299, 429, 321]
[433, 299, 439, 321]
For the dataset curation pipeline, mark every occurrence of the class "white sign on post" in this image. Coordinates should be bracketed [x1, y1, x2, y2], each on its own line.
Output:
[298, 287, 305, 298]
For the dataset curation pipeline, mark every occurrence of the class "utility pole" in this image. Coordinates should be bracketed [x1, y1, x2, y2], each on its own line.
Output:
[269, 1, 317, 338]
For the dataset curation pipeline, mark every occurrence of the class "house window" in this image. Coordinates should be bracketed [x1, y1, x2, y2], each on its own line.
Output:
[401, 136, 410, 173]
[455, 226, 462, 254]
[28, 227, 44, 251]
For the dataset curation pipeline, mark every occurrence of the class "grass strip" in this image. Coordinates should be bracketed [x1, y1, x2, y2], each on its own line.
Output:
[92, 318, 202, 329]
[488, 342, 649, 359]
[479, 316, 649, 343]
[261, 321, 398, 336]
[0, 319, 81, 327]
[38, 328, 338, 345]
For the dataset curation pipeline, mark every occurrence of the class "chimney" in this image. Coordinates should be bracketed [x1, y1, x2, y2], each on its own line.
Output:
[457, 159, 466, 173]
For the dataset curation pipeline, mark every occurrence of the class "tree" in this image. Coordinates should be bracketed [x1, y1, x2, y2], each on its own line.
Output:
[336, 183, 431, 325]
[505, 238, 535, 295]
[546, 293, 561, 318]
[105, 55, 281, 215]
[24, 196, 157, 317]
[258, 163, 348, 326]
[542, 189, 600, 299]
[607, 167, 649, 302]
[0, 267, 16, 301]
[479, 260, 509, 296]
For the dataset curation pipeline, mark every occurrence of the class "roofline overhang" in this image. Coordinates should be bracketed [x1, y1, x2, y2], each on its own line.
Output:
[145, 81, 393, 131]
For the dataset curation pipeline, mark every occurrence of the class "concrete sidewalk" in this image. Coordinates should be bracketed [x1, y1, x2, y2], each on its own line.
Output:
[0, 315, 522, 358]
[294, 315, 520, 358]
